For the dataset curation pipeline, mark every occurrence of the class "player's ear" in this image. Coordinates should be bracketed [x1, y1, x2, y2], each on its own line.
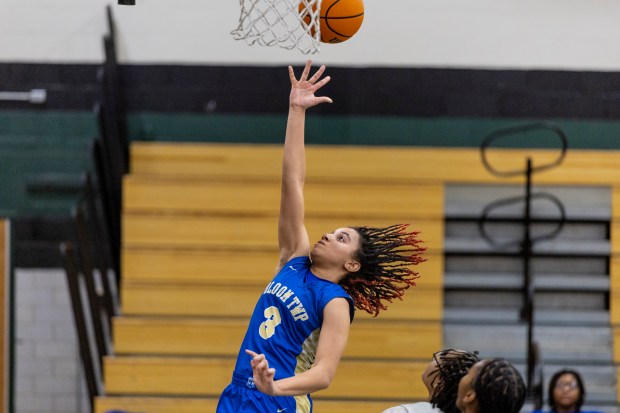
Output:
[345, 260, 360, 273]
[462, 388, 478, 406]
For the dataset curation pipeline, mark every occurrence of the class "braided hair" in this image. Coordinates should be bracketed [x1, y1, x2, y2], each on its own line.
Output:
[430, 349, 480, 413]
[340, 224, 425, 316]
[474, 358, 526, 413]
[548, 369, 585, 413]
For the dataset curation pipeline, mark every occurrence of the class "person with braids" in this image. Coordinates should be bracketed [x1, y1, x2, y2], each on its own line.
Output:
[531, 369, 604, 413]
[216, 60, 425, 413]
[455, 358, 526, 413]
[383, 349, 480, 413]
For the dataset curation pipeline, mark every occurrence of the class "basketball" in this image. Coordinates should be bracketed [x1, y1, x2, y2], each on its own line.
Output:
[300, 0, 365, 44]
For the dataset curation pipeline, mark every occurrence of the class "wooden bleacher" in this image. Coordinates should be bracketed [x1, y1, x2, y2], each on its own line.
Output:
[96, 143, 445, 413]
[96, 142, 620, 413]
[96, 397, 395, 413]
[113, 316, 441, 358]
[127, 142, 620, 185]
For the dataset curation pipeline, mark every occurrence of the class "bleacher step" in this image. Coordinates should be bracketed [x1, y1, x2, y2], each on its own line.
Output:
[445, 272, 609, 292]
[445, 238, 610, 256]
[104, 356, 428, 400]
[443, 324, 612, 364]
[95, 396, 401, 413]
[123, 174, 443, 219]
[120, 282, 442, 321]
[113, 316, 441, 360]
[122, 247, 443, 288]
[445, 290, 606, 310]
[445, 184, 611, 220]
[444, 307, 610, 326]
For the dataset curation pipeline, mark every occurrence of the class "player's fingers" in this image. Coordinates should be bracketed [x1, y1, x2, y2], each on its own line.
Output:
[309, 65, 326, 84]
[300, 60, 312, 81]
[311, 76, 330, 94]
[254, 354, 266, 365]
[288, 66, 297, 83]
[245, 350, 266, 369]
[257, 358, 270, 371]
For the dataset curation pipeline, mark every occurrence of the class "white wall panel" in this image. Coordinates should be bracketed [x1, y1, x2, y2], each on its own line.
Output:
[1, 0, 620, 70]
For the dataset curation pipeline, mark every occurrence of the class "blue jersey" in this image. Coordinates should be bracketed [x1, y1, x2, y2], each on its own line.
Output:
[531, 411, 605, 413]
[221, 256, 354, 412]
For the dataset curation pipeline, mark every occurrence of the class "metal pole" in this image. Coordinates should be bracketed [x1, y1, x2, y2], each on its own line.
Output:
[523, 157, 535, 393]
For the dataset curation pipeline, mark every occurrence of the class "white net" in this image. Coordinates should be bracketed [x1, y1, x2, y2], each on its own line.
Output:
[231, 0, 322, 55]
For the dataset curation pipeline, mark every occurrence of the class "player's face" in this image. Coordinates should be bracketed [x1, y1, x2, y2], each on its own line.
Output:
[456, 360, 484, 411]
[423, 349, 469, 399]
[311, 227, 361, 271]
[421, 358, 440, 398]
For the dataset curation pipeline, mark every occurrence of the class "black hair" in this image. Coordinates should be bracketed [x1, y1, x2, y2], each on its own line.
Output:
[341, 224, 425, 316]
[430, 349, 480, 413]
[548, 369, 585, 413]
[474, 358, 526, 413]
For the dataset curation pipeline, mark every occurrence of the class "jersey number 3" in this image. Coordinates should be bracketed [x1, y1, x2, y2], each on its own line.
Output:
[259, 306, 282, 339]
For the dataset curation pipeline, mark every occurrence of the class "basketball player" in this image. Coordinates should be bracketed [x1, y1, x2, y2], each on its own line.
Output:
[383, 349, 480, 413]
[456, 358, 526, 413]
[216, 60, 425, 413]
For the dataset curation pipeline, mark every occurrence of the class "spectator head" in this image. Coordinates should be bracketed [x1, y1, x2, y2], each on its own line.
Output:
[548, 369, 585, 413]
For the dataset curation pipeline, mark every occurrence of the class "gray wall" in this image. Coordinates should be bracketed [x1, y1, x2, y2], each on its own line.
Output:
[13, 269, 89, 413]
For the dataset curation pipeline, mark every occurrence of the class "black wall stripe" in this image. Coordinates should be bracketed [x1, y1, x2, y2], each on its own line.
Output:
[2, 62, 620, 119]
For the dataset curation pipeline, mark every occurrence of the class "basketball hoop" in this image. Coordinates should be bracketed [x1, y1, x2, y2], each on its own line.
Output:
[232, 0, 322, 54]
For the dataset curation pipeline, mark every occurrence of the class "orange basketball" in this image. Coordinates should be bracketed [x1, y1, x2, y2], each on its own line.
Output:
[300, 0, 365, 44]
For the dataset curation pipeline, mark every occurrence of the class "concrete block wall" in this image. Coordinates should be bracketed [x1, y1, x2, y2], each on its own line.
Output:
[14, 269, 89, 413]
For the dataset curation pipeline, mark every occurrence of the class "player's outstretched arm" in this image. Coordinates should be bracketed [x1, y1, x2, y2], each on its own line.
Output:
[276, 60, 333, 273]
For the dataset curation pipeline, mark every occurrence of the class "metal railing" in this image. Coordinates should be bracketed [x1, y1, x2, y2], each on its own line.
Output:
[60, 5, 128, 412]
[478, 122, 568, 409]
[0, 89, 47, 104]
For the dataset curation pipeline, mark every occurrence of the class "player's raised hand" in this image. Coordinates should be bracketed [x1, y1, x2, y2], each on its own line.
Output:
[289, 60, 333, 111]
[245, 349, 279, 395]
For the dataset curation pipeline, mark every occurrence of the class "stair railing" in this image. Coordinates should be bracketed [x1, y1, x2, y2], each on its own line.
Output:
[478, 122, 568, 408]
[94, 4, 129, 287]
[60, 242, 103, 413]
[59, 6, 128, 411]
